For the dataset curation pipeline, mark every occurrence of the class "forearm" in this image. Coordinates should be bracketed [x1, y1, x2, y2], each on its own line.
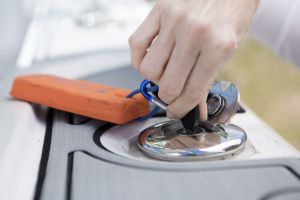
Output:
[249, 0, 300, 67]
[252, 0, 260, 8]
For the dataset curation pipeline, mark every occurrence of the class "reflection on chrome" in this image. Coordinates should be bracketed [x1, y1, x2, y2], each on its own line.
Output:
[137, 120, 247, 161]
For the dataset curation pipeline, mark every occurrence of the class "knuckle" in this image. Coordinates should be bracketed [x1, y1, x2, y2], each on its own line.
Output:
[174, 8, 184, 19]
[217, 36, 238, 56]
[140, 63, 160, 82]
[188, 19, 211, 38]
[128, 34, 143, 50]
[168, 6, 184, 22]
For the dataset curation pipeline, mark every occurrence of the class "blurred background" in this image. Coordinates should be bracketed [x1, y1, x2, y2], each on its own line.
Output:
[1, 0, 300, 149]
[220, 38, 300, 150]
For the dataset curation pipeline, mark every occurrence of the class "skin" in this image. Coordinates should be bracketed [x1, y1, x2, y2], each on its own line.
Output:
[129, 0, 260, 120]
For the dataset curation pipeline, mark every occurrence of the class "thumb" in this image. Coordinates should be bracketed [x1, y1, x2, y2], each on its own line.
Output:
[199, 99, 208, 122]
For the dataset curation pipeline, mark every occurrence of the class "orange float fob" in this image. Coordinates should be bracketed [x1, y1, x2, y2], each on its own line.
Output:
[10, 75, 150, 124]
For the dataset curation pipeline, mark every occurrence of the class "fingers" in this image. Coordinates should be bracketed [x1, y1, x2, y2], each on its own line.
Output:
[129, 0, 241, 121]
[198, 99, 208, 121]
[157, 39, 199, 104]
[139, 26, 175, 83]
[166, 31, 238, 120]
[166, 50, 216, 119]
[137, 2, 188, 83]
[128, 5, 161, 71]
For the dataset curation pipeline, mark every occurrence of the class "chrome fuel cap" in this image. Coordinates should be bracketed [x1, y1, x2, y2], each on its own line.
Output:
[137, 81, 246, 161]
[137, 120, 247, 161]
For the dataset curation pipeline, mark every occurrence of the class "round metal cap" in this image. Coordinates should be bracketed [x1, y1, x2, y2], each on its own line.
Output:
[137, 120, 247, 161]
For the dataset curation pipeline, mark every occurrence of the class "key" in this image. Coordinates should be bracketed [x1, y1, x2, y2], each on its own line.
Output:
[180, 106, 200, 133]
[180, 94, 224, 134]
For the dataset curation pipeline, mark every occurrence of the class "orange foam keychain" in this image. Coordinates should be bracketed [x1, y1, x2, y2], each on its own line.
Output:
[10, 74, 150, 124]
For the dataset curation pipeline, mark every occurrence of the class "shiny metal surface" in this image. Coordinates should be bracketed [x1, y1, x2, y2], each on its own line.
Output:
[151, 97, 167, 110]
[137, 81, 244, 161]
[137, 120, 247, 161]
[207, 94, 224, 117]
[208, 81, 240, 124]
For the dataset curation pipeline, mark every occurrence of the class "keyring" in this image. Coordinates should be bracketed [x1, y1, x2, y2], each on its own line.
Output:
[126, 79, 165, 121]
[140, 79, 167, 110]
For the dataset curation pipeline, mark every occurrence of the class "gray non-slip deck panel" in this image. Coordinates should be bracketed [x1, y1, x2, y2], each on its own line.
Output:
[72, 151, 300, 200]
[39, 67, 300, 200]
[41, 109, 300, 200]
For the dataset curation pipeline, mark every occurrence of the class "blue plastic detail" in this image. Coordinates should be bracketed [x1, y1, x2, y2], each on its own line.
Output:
[126, 79, 160, 121]
[126, 88, 141, 98]
[137, 106, 160, 121]
[140, 79, 153, 101]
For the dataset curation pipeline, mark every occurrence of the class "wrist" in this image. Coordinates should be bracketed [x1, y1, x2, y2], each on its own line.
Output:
[252, 0, 261, 9]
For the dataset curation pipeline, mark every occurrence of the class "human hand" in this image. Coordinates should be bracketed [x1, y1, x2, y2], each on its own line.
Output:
[129, 0, 259, 120]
